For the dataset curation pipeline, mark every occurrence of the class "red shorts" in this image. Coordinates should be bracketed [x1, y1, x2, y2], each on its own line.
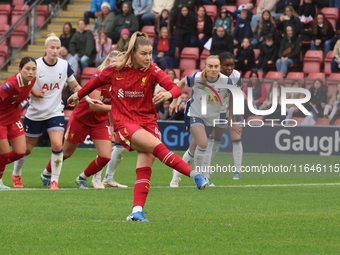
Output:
[65, 116, 111, 143]
[116, 123, 161, 151]
[0, 119, 25, 140]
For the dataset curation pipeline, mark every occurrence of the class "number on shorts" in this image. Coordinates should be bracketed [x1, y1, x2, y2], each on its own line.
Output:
[15, 121, 23, 129]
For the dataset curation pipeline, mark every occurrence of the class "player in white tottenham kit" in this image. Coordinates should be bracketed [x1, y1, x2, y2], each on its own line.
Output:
[170, 52, 243, 187]
[12, 33, 99, 190]
[168, 55, 233, 185]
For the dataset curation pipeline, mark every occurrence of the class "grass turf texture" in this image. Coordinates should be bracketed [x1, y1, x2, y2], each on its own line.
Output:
[1, 147, 340, 254]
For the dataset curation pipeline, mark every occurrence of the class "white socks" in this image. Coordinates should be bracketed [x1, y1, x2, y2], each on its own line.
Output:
[104, 145, 126, 180]
[211, 140, 221, 160]
[132, 205, 143, 213]
[13, 155, 28, 176]
[194, 146, 206, 174]
[51, 150, 63, 183]
[233, 140, 243, 173]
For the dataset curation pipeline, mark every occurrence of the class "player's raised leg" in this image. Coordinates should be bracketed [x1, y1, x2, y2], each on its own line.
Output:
[76, 139, 111, 189]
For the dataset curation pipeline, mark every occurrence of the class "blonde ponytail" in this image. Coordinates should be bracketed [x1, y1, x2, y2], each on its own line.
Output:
[45, 33, 61, 46]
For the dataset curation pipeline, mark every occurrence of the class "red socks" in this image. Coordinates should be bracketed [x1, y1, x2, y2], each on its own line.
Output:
[0, 152, 26, 168]
[84, 156, 111, 177]
[152, 143, 191, 176]
[133, 167, 151, 208]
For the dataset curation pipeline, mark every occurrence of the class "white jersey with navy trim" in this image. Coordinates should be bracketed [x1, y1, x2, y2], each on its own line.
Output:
[222, 69, 243, 115]
[26, 57, 74, 121]
[185, 72, 231, 126]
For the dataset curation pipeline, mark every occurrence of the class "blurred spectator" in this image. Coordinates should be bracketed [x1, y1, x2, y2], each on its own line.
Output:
[233, 9, 253, 45]
[115, 0, 132, 13]
[155, 9, 175, 36]
[233, 2, 254, 21]
[276, 0, 300, 14]
[235, 38, 254, 74]
[200, 0, 227, 10]
[95, 30, 112, 66]
[154, 68, 180, 94]
[60, 46, 78, 79]
[323, 83, 340, 121]
[276, 26, 301, 77]
[329, 0, 340, 16]
[117, 28, 131, 51]
[331, 39, 340, 73]
[214, 8, 233, 34]
[84, 0, 116, 25]
[301, 79, 327, 125]
[171, 0, 196, 22]
[132, 0, 152, 31]
[210, 25, 234, 55]
[242, 70, 267, 120]
[191, 6, 213, 53]
[251, 0, 281, 27]
[285, 79, 304, 123]
[316, 0, 329, 10]
[159, 100, 174, 120]
[310, 13, 335, 55]
[93, 2, 116, 36]
[60, 22, 76, 51]
[255, 35, 278, 72]
[331, 16, 340, 48]
[153, 27, 177, 70]
[141, 0, 175, 26]
[259, 80, 283, 120]
[174, 6, 197, 53]
[277, 6, 302, 37]
[298, 0, 316, 20]
[252, 10, 276, 48]
[69, 20, 96, 72]
[173, 91, 190, 120]
[108, 2, 138, 43]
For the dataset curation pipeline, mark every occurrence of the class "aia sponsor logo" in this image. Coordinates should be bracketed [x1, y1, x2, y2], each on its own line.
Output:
[42, 83, 60, 91]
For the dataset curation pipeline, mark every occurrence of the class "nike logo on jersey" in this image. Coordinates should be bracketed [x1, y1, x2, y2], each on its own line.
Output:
[59, 123, 64, 126]
[116, 77, 124, 80]
[39, 75, 44, 78]
[13, 95, 19, 97]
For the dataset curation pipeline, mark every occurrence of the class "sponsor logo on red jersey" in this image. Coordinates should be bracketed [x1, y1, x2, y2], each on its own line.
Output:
[1, 82, 11, 91]
[117, 89, 144, 98]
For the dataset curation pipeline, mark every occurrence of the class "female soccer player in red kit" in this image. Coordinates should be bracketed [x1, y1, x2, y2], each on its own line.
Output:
[68, 32, 208, 222]
[0, 57, 37, 189]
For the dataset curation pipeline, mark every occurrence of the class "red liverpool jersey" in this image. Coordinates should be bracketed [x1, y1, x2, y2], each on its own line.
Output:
[78, 63, 181, 128]
[72, 71, 111, 127]
[0, 73, 36, 126]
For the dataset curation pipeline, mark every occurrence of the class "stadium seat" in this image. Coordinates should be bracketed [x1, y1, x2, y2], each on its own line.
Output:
[199, 49, 210, 70]
[244, 70, 263, 79]
[13, 0, 24, 5]
[141, 25, 156, 42]
[315, 118, 330, 125]
[11, 5, 29, 25]
[263, 71, 284, 90]
[303, 50, 323, 73]
[181, 69, 200, 79]
[236, 0, 250, 7]
[285, 72, 304, 86]
[179, 47, 199, 71]
[253, 49, 260, 61]
[0, 45, 8, 67]
[0, 5, 11, 25]
[334, 119, 340, 126]
[326, 83, 338, 99]
[10, 25, 28, 47]
[324, 50, 333, 75]
[0, 25, 10, 46]
[203, 5, 217, 18]
[37, 5, 49, 27]
[288, 52, 303, 72]
[292, 117, 304, 125]
[221, 5, 236, 12]
[64, 110, 73, 118]
[80, 67, 97, 87]
[305, 72, 326, 89]
[321, 8, 338, 29]
[327, 73, 340, 86]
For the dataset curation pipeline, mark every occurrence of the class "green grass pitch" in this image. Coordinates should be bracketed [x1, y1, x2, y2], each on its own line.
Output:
[1, 147, 340, 254]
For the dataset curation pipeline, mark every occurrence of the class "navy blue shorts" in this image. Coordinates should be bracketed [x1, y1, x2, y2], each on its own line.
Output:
[24, 116, 65, 137]
[184, 101, 214, 136]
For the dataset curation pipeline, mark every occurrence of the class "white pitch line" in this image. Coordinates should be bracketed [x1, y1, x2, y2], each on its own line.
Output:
[2, 182, 340, 191]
